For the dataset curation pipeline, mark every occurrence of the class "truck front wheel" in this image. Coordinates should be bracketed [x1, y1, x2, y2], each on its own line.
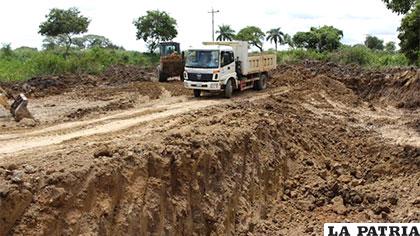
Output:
[255, 73, 267, 90]
[193, 89, 201, 97]
[224, 79, 233, 98]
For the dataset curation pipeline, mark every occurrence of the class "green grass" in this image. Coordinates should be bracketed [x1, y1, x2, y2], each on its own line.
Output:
[276, 46, 411, 68]
[0, 45, 413, 82]
[0, 47, 159, 82]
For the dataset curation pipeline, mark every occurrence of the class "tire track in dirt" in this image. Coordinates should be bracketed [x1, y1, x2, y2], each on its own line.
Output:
[0, 88, 289, 156]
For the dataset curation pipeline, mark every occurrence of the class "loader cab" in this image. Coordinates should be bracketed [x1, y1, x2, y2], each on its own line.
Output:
[159, 42, 181, 57]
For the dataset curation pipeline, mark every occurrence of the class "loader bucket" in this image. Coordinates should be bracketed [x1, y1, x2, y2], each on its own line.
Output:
[10, 94, 32, 122]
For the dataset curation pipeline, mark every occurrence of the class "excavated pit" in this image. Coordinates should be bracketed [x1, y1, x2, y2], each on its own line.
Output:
[0, 62, 419, 235]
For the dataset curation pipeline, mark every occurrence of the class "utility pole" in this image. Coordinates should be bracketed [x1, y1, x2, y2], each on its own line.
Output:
[208, 8, 220, 41]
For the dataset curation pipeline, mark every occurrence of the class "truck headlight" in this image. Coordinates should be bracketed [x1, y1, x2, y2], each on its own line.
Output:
[184, 72, 188, 79]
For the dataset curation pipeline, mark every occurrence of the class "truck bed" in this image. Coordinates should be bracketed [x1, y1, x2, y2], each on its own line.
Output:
[245, 54, 277, 75]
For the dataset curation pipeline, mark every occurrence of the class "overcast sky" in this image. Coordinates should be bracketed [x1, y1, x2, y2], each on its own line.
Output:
[0, 0, 402, 51]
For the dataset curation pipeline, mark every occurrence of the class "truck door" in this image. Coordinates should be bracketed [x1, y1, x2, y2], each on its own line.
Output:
[220, 51, 236, 81]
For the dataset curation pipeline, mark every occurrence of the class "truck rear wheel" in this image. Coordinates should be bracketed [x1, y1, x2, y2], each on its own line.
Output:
[193, 89, 201, 97]
[158, 70, 168, 82]
[255, 73, 267, 90]
[224, 79, 233, 98]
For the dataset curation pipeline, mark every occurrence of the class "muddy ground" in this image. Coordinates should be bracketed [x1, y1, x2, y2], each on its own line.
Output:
[0, 62, 419, 235]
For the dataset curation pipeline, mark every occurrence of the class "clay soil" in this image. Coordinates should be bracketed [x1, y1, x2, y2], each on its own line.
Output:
[0, 62, 419, 235]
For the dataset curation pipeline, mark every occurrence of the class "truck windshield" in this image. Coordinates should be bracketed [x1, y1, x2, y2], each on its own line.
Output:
[185, 50, 219, 68]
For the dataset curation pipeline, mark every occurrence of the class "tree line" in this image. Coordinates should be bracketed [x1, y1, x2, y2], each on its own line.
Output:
[19, 0, 420, 64]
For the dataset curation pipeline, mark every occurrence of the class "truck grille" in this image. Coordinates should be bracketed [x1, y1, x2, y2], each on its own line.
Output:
[187, 73, 213, 81]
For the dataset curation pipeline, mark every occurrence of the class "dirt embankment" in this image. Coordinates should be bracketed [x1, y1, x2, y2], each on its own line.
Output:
[294, 61, 420, 109]
[0, 62, 419, 235]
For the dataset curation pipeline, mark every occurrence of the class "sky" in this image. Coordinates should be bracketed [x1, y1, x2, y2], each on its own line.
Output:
[0, 0, 403, 51]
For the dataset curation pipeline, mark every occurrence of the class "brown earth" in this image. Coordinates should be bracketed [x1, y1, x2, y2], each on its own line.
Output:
[0, 62, 419, 236]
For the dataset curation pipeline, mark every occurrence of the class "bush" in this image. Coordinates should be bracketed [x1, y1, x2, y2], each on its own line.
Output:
[277, 49, 327, 63]
[329, 45, 372, 65]
[277, 46, 411, 68]
[0, 48, 159, 81]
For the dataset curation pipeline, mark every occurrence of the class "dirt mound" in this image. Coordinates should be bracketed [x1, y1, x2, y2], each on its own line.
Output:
[295, 60, 420, 109]
[101, 64, 156, 84]
[0, 65, 156, 98]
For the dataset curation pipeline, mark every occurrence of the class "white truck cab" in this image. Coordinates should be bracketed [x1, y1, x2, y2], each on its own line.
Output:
[183, 41, 276, 98]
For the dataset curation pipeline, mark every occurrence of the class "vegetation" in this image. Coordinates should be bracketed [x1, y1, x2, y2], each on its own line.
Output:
[364, 35, 384, 50]
[277, 45, 409, 68]
[283, 34, 294, 49]
[381, 0, 416, 14]
[133, 10, 177, 53]
[293, 26, 343, 52]
[39, 8, 90, 57]
[235, 26, 265, 52]
[42, 34, 121, 51]
[1, 6, 416, 83]
[0, 46, 158, 81]
[385, 42, 396, 53]
[397, 2, 419, 65]
[216, 25, 236, 41]
[266, 28, 284, 51]
[382, 0, 419, 65]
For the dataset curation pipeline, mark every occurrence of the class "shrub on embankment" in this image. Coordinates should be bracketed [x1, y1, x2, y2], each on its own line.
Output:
[277, 46, 413, 68]
[0, 47, 159, 82]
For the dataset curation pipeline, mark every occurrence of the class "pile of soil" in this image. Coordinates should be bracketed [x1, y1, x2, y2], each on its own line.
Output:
[101, 64, 156, 84]
[0, 65, 157, 98]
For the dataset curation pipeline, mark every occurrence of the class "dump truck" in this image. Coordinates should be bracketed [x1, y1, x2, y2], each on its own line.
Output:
[157, 42, 184, 82]
[183, 41, 276, 98]
[0, 86, 33, 122]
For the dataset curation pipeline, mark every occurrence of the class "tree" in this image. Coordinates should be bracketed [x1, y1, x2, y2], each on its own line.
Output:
[293, 31, 318, 49]
[364, 35, 384, 50]
[216, 25, 236, 41]
[39, 8, 90, 57]
[381, 0, 416, 14]
[398, 2, 419, 64]
[133, 10, 177, 53]
[293, 26, 343, 52]
[42, 35, 68, 50]
[73, 34, 120, 49]
[266, 27, 284, 51]
[316, 26, 343, 52]
[384, 41, 397, 52]
[236, 26, 265, 52]
[283, 33, 294, 48]
[0, 43, 13, 58]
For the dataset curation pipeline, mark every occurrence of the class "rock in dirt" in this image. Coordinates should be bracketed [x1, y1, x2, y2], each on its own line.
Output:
[331, 196, 348, 215]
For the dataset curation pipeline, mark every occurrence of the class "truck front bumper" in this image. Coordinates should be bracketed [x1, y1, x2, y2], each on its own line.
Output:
[184, 80, 222, 91]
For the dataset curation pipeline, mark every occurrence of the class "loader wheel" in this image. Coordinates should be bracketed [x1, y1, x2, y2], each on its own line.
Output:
[193, 89, 201, 97]
[159, 70, 168, 82]
[224, 79, 233, 98]
[255, 73, 267, 90]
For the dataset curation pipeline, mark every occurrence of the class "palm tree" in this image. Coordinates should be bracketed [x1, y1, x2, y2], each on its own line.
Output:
[283, 33, 294, 49]
[216, 25, 236, 41]
[266, 28, 285, 51]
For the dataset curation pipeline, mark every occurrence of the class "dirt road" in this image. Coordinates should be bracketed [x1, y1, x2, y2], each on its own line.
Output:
[0, 62, 418, 235]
